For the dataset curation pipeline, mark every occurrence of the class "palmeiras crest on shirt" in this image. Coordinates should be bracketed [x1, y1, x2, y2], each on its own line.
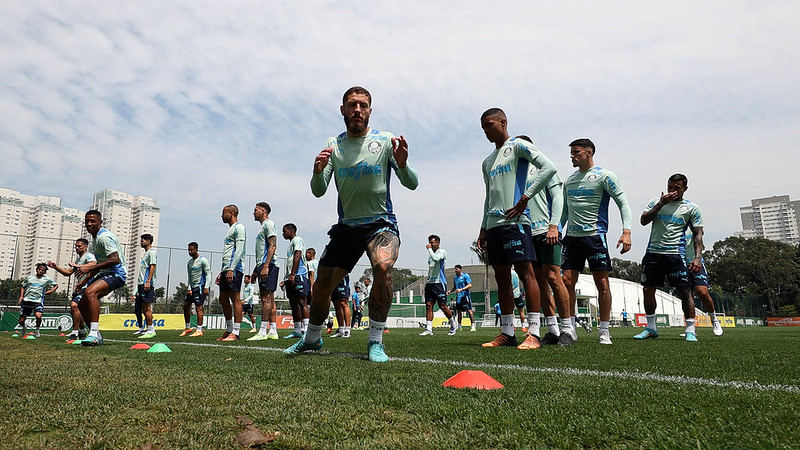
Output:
[367, 140, 382, 154]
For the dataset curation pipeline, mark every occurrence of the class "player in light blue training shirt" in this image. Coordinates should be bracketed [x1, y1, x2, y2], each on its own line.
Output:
[17, 263, 58, 337]
[249, 202, 281, 340]
[420, 235, 456, 336]
[216, 205, 246, 341]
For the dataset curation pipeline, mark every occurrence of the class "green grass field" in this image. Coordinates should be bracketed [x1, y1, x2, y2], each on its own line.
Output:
[1, 325, 798, 449]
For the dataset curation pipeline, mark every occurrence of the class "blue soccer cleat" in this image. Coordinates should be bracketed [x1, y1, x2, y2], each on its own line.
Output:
[283, 337, 323, 355]
[81, 335, 104, 347]
[685, 332, 698, 342]
[367, 341, 389, 363]
[283, 331, 303, 339]
[633, 328, 659, 340]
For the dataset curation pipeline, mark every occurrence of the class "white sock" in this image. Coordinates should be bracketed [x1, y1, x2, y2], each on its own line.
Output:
[259, 321, 269, 335]
[560, 317, 574, 334]
[686, 318, 696, 334]
[500, 314, 515, 336]
[147, 324, 155, 334]
[225, 319, 233, 333]
[344, 326, 351, 333]
[90, 322, 99, 338]
[269, 322, 277, 333]
[426, 320, 433, 332]
[710, 312, 717, 321]
[571, 316, 577, 328]
[294, 322, 302, 333]
[185, 322, 191, 329]
[526, 312, 540, 337]
[233, 322, 241, 336]
[369, 320, 386, 342]
[197, 325, 203, 332]
[302, 318, 309, 332]
[304, 323, 323, 343]
[599, 321, 610, 332]
[545, 315, 559, 335]
[646, 314, 657, 330]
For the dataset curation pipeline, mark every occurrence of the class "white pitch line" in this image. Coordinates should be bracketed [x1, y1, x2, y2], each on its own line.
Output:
[108, 339, 800, 394]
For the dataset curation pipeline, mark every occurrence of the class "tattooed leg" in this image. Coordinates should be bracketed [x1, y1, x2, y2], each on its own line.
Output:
[309, 265, 349, 325]
[366, 231, 400, 322]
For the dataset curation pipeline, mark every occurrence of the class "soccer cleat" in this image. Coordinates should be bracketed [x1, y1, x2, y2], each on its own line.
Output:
[133, 329, 145, 335]
[570, 328, 578, 341]
[247, 333, 269, 341]
[542, 332, 560, 345]
[81, 335, 103, 347]
[517, 334, 543, 350]
[77, 330, 87, 339]
[598, 330, 612, 345]
[249, 328, 258, 333]
[685, 332, 698, 342]
[216, 332, 231, 341]
[712, 320, 723, 336]
[330, 330, 344, 338]
[367, 341, 389, 363]
[283, 331, 303, 339]
[138, 332, 157, 339]
[179, 328, 194, 337]
[67, 333, 78, 341]
[342, 329, 351, 338]
[679, 333, 686, 337]
[266, 332, 279, 340]
[482, 333, 518, 348]
[633, 328, 659, 340]
[283, 337, 323, 355]
[448, 326, 457, 336]
[188, 329, 204, 337]
[34, 330, 40, 338]
[557, 332, 574, 347]
[521, 327, 528, 332]
[221, 333, 240, 342]
[419, 330, 433, 336]
[470, 325, 476, 332]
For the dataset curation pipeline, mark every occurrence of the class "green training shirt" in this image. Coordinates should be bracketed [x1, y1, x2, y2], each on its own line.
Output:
[187, 256, 212, 290]
[92, 228, 127, 279]
[285, 236, 308, 279]
[255, 219, 278, 266]
[645, 198, 703, 255]
[221, 223, 246, 273]
[73, 252, 96, 285]
[138, 248, 157, 285]
[562, 166, 632, 237]
[426, 248, 447, 285]
[21, 274, 56, 306]
[527, 171, 564, 236]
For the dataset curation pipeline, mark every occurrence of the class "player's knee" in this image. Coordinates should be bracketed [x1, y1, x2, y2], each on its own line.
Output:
[372, 260, 394, 277]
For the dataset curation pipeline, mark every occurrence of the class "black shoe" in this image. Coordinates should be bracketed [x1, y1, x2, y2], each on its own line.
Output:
[77, 330, 87, 339]
[542, 332, 560, 345]
[558, 332, 575, 347]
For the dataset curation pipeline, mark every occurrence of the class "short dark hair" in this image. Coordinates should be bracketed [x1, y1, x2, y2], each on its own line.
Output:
[256, 202, 271, 214]
[668, 173, 688, 185]
[428, 234, 440, 243]
[188, 242, 199, 249]
[224, 204, 239, 216]
[141, 233, 153, 243]
[569, 138, 596, 154]
[283, 223, 297, 233]
[515, 135, 532, 143]
[343, 86, 371, 106]
[85, 210, 102, 218]
[36, 262, 47, 269]
[75, 238, 89, 246]
[306, 248, 316, 256]
[481, 108, 506, 120]
[455, 264, 463, 269]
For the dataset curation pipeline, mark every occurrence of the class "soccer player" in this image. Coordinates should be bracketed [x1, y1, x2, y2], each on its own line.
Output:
[47, 238, 95, 340]
[685, 230, 723, 336]
[182, 242, 211, 337]
[420, 235, 457, 336]
[284, 86, 418, 363]
[634, 173, 704, 342]
[72, 210, 127, 346]
[516, 135, 574, 346]
[330, 274, 352, 338]
[448, 265, 476, 332]
[510, 267, 526, 329]
[351, 285, 364, 329]
[306, 248, 318, 294]
[241, 275, 258, 332]
[281, 223, 310, 339]
[476, 108, 557, 350]
[215, 204, 246, 342]
[17, 263, 58, 337]
[561, 138, 632, 345]
[136, 234, 158, 339]
[249, 202, 280, 341]
[362, 277, 372, 299]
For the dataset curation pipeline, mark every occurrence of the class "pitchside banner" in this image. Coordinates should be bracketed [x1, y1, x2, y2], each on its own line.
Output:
[767, 317, 800, 327]
[1, 312, 74, 332]
[634, 313, 736, 328]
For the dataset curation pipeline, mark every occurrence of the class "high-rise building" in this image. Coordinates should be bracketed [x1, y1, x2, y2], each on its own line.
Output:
[740, 195, 800, 245]
[91, 189, 160, 293]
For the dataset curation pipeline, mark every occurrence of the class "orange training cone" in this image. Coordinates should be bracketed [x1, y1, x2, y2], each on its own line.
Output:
[442, 370, 504, 390]
[130, 343, 151, 350]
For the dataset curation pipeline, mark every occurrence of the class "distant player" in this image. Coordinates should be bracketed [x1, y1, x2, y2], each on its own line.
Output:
[635, 174, 704, 342]
[17, 263, 58, 337]
[73, 210, 127, 346]
[561, 138, 632, 345]
[242, 275, 258, 332]
[448, 265, 476, 332]
[47, 238, 95, 340]
[136, 234, 158, 339]
[420, 235, 457, 336]
[330, 274, 352, 338]
[249, 202, 280, 340]
[685, 230, 723, 336]
[476, 108, 557, 350]
[306, 248, 318, 295]
[351, 285, 364, 329]
[215, 204, 246, 341]
[284, 86, 419, 363]
[181, 242, 211, 337]
[510, 268, 526, 329]
[281, 223, 310, 339]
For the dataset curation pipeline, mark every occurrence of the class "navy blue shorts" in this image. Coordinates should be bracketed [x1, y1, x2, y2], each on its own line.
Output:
[219, 270, 244, 293]
[319, 221, 399, 272]
[486, 224, 536, 266]
[185, 287, 206, 306]
[254, 263, 279, 292]
[455, 294, 473, 311]
[331, 276, 351, 301]
[242, 304, 254, 314]
[86, 273, 126, 292]
[424, 283, 447, 304]
[285, 275, 310, 301]
[689, 262, 711, 288]
[71, 288, 85, 304]
[136, 284, 155, 303]
[641, 253, 689, 287]
[561, 235, 611, 272]
[19, 304, 43, 316]
[514, 296, 525, 310]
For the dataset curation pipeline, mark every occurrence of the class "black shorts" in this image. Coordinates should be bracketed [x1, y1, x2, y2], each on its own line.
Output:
[689, 262, 711, 288]
[514, 296, 525, 310]
[136, 284, 155, 303]
[319, 221, 399, 272]
[242, 304, 254, 314]
[641, 253, 690, 288]
[185, 287, 206, 306]
[219, 270, 244, 293]
[254, 263, 279, 292]
[71, 288, 85, 304]
[86, 273, 126, 292]
[285, 275, 310, 301]
[19, 304, 43, 317]
[331, 276, 351, 301]
[531, 231, 563, 268]
[425, 283, 447, 304]
[456, 294, 473, 311]
[486, 224, 536, 266]
[561, 235, 612, 272]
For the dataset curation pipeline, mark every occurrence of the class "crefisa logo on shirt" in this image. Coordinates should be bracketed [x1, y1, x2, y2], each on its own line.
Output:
[367, 141, 382, 154]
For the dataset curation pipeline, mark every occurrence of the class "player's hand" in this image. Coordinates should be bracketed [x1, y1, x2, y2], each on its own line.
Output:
[314, 148, 333, 174]
[288, 274, 295, 284]
[71, 263, 90, 276]
[504, 195, 530, 221]
[144, 282, 151, 291]
[46, 260, 56, 268]
[215, 274, 221, 285]
[477, 229, 487, 251]
[688, 258, 702, 274]
[203, 288, 209, 296]
[658, 191, 679, 206]
[617, 230, 632, 254]
[260, 266, 269, 282]
[425, 243, 432, 249]
[545, 225, 559, 246]
[391, 136, 409, 168]
[226, 270, 234, 283]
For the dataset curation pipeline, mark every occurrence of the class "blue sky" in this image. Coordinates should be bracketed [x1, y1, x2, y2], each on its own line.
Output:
[2, 1, 799, 277]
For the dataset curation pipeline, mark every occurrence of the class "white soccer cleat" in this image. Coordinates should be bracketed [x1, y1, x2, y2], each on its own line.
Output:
[598, 330, 612, 345]
[330, 330, 344, 338]
[712, 320, 723, 336]
[419, 329, 433, 336]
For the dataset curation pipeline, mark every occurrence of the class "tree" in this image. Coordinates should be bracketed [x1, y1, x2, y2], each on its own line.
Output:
[360, 268, 423, 292]
[172, 282, 189, 304]
[609, 258, 641, 283]
[469, 240, 487, 265]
